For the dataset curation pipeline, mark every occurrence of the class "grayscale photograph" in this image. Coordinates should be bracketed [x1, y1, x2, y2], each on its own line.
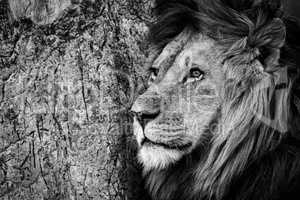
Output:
[0, 0, 300, 200]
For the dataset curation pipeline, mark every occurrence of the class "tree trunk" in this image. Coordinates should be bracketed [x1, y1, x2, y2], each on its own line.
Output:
[0, 0, 152, 199]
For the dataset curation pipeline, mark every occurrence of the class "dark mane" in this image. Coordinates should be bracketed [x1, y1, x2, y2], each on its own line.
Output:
[150, 0, 283, 47]
[150, 0, 286, 66]
[145, 1, 300, 200]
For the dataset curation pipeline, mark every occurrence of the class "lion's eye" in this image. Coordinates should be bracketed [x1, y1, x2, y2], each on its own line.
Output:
[190, 68, 204, 78]
[184, 68, 205, 83]
[148, 67, 159, 83]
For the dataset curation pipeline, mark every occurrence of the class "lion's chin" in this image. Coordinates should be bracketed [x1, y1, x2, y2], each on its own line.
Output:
[138, 145, 183, 171]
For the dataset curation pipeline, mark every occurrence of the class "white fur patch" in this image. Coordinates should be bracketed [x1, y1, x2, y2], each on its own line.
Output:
[133, 117, 144, 145]
[138, 145, 183, 171]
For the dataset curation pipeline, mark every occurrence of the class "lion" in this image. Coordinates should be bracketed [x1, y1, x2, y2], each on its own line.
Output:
[130, 0, 300, 200]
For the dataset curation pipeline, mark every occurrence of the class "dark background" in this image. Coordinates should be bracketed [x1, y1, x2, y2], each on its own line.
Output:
[287, 0, 300, 19]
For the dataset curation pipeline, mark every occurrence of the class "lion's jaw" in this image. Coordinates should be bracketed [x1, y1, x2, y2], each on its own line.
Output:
[133, 116, 186, 170]
[131, 33, 224, 171]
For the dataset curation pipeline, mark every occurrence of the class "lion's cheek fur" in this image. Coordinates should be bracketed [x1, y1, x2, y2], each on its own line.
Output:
[138, 146, 183, 171]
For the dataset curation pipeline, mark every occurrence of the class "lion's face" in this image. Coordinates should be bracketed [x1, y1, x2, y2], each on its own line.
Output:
[131, 32, 225, 170]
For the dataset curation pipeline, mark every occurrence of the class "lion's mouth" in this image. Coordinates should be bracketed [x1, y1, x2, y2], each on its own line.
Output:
[141, 137, 192, 151]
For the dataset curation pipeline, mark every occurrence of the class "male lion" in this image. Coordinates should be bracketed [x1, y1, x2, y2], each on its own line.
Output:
[131, 0, 300, 200]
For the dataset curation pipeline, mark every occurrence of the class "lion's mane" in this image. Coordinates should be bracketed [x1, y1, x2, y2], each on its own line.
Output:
[143, 0, 300, 200]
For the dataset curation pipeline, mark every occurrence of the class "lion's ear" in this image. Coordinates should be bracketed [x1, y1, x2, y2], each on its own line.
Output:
[224, 18, 286, 71]
[220, 0, 286, 72]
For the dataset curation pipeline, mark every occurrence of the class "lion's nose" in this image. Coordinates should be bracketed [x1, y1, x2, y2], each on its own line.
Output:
[131, 111, 160, 130]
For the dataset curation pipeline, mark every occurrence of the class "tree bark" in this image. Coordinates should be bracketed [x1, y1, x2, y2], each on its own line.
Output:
[0, 0, 152, 199]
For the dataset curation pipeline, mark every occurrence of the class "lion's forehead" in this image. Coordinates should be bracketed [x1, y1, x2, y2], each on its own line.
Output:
[151, 33, 221, 76]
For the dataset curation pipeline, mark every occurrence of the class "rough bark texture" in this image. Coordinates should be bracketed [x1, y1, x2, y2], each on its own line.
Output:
[0, 0, 153, 199]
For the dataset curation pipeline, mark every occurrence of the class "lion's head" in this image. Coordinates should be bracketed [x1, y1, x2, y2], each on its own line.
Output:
[130, 0, 300, 200]
[132, 31, 224, 170]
